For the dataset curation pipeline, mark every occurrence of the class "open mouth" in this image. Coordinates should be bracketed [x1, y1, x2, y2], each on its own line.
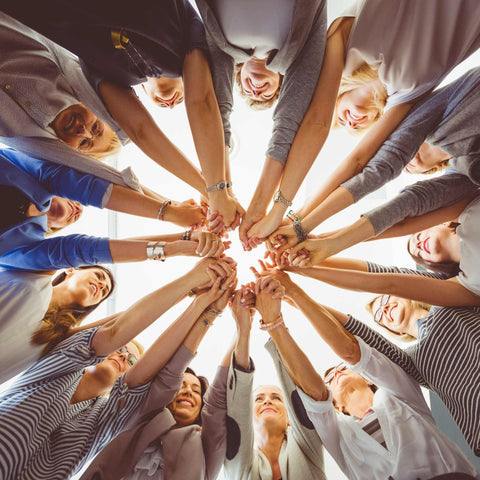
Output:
[90, 282, 99, 296]
[249, 78, 267, 90]
[346, 110, 366, 124]
[176, 398, 194, 407]
[423, 237, 430, 255]
[111, 358, 121, 371]
[63, 115, 75, 131]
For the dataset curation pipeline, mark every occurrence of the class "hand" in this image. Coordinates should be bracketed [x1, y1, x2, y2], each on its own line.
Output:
[230, 285, 256, 332]
[254, 276, 284, 323]
[194, 276, 226, 309]
[189, 258, 232, 290]
[191, 231, 228, 258]
[246, 208, 284, 249]
[287, 237, 337, 266]
[239, 208, 266, 251]
[266, 224, 298, 254]
[209, 269, 238, 312]
[169, 199, 206, 228]
[251, 262, 295, 297]
[209, 193, 239, 232]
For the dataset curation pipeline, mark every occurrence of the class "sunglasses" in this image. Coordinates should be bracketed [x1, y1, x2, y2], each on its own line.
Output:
[373, 295, 390, 324]
[117, 346, 138, 367]
[324, 363, 347, 385]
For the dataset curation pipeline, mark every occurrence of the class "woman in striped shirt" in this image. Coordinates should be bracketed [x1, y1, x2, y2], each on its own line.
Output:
[0, 257, 234, 479]
[283, 258, 480, 456]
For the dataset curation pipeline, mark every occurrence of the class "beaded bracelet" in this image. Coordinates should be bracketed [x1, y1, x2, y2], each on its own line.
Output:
[182, 229, 192, 241]
[293, 221, 309, 243]
[259, 313, 284, 331]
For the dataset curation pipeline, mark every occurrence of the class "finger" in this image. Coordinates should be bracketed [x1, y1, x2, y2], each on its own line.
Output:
[230, 211, 242, 231]
[257, 259, 268, 273]
[272, 286, 286, 299]
[208, 264, 228, 278]
[250, 266, 261, 279]
[196, 233, 207, 256]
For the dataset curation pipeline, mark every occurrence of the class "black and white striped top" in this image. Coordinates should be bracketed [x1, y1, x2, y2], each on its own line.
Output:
[0, 328, 151, 480]
[344, 262, 480, 456]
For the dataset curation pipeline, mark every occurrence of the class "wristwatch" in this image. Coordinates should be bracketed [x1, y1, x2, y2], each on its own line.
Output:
[205, 180, 227, 192]
[274, 190, 293, 207]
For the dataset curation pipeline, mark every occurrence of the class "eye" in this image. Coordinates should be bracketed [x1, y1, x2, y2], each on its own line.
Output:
[78, 138, 92, 151]
[255, 396, 263, 402]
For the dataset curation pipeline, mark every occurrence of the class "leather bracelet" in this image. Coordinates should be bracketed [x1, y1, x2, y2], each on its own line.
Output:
[274, 190, 292, 208]
[156, 200, 171, 221]
[293, 221, 309, 243]
[259, 313, 284, 331]
[205, 180, 227, 192]
[146, 241, 166, 261]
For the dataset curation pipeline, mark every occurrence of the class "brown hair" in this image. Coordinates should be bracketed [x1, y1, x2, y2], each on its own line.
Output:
[234, 63, 283, 110]
[407, 223, 461, 277]
[32, 265, 115, 355]
[332, 63, 388, 133]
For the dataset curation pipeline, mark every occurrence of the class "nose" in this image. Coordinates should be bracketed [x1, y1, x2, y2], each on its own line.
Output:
[73, 118, 93, 138]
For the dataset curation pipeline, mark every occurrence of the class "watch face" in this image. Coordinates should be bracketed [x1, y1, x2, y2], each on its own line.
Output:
[218, 181, 226, 189]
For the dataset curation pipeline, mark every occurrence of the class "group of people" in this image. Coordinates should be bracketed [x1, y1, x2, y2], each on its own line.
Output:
[0, 0, 479, 479]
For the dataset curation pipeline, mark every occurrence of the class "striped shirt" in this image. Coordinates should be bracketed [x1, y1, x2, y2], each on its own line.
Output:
[357, 410, 387, 450]
[344, 262, 480, 456]
[0, 328, 151, 480]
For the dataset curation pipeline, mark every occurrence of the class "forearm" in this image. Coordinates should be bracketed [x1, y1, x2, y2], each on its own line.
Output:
[182, 310, 219, 354]
[234, 327, 251, 370]
[140, 184, 168, 203]
[317, 257, 368, 271]
[247, 157, 283, 214]
[287, 284, 360, 364]
[269, 325, 328, 401]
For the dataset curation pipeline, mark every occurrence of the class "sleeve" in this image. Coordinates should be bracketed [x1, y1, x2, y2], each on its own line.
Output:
[296, 389, 349, 474]
[0, 235, 112, 271]
[201, 365, 228, 480]
[223, 354, 255, 480]
[3, 149, 111, 208]
[362, 172, 478, 235]
[366, 261, 447, 279]
[343, 316, 426, 387]
[204, 32, 235, 148]
[266, 7, 327, 164]
[183, 0, 208, 54]
[125, 345, 195, 428]
[348, 337, 430, 414]
[265, 339, 325, 471]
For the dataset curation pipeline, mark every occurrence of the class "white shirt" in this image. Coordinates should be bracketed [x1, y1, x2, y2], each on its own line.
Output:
[342, 0, 480, 108]
[299, 338, 479, 480]
[0, 270, 52, 384]
[458, 196, 480, 295]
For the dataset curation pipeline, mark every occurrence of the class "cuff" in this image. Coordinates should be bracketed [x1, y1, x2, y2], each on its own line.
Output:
[232, 351, 255, 373]
[297, 386, 334, 413]
[345, 337, 371, 374]
[100, 183, 114, 208]
[94, 237, 114, 264]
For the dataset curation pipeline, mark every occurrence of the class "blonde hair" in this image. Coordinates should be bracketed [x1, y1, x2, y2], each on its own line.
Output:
[365, 295, 431, 342]
[234, 63, 283, 110]
[408, 159, 451, 175]
[130, 339, 145, 357]
[88, 128, 122, 160]
[333, 63, 388, 132]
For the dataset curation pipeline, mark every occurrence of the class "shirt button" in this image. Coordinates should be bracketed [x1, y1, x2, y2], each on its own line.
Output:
[26, 101, 32, 107]
[5, 84, 10, 90]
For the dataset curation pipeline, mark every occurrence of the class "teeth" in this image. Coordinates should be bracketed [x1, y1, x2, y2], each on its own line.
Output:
[64, 115, 75, 131]
[251, 80, 266, 88]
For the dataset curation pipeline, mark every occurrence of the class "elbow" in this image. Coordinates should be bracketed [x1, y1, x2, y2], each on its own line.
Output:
[340, 337, 361, 366]
[301, 379, 329, 402]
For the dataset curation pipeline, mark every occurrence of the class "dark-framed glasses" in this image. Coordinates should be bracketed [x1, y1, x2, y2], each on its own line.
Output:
[117, 346, 138, 367]
[373, 295, 390, 324]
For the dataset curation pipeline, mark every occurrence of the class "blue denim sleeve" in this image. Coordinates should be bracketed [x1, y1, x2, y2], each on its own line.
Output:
[0, 148, 110, 208]
[0, 235, 112, 271]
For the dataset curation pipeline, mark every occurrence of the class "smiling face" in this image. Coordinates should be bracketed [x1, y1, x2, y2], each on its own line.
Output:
[60, 267, 113, 307]
[169, 372, 203, 427]
[371, 295, 413, 334]
[408, 225, 459, 264]
[405, 143, 451, 174]
[336, 86, 380, 130]
[143, 77, 184, 108]
[50, 104, 114, 154]
[46, 197, 83, 229]
[240, 58, 280, 102]
[253, 385, 288, 432]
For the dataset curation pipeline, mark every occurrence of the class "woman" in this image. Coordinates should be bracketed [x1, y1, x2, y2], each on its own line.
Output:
[79, 277, 238, 480]
[0, 147, 223, 271]
[246, 0, 480, 245]
[193, 0, 327, 245]
[268, 66, 480, 251]
[2, 6, 242, 230]
[278, 257, 480, 456]
[252, 271, 479, 477]
[223, 285, 327, 479]
[0, 257, 233, 480]
[0, 265, 113, 384]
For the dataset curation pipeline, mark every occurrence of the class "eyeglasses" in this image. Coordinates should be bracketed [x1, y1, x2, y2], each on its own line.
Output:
[373, 295, 390, 324]
[324, 363, 347, 385]
[117, 347, 138, 367]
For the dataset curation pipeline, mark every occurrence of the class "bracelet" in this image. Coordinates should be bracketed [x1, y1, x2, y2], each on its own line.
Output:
[146, 241, 166, 262]
[259, 313, 284, 331]
[293, 221, 309, 243]
[286, 209, 301, 224]
[182, 229, 192, 241]
[157, 200, 171, 221]
[205, 306, 223, 317]
[273, 190, 292, 208]
[202, 316, 212, 327]
[226, 181, 233, 188]
[187, 289, 196, 297]
[205, 180, 227, 192]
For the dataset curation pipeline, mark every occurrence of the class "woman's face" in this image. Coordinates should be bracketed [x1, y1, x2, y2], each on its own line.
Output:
[405, 142, 451, 174]
[371, 295, 412, 334]
[253, 386, 288, 431]
[336, 86, 379, 130]
[50, 104, 114, 154]
[143, 77, 184, 108]
[169, 372, 203, 426]
[326, 366, 371, 413]
[408, 225, 458, 264]
[47, 197, 83, 229]
[60, 267, 113, 307]
[240, 58, 280, 102]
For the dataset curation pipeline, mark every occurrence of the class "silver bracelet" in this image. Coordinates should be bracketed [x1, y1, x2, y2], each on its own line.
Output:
[273, 190, 292, 208]
[146, 241, 166, 261]
[156, 200, 171, 221]
[293, 221, 309, 243]
[205, 180, 227, 192]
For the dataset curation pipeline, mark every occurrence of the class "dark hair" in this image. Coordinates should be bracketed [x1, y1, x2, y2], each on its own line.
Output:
[32, 265, 115, 355]
[234, 63, 284, 110]
[183, 367, 209, 426]
[0, 185, 31, 231]
[407, 223, 461, 277]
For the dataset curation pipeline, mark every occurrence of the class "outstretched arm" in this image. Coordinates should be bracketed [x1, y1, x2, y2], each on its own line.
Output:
[98, 81, 206, 195]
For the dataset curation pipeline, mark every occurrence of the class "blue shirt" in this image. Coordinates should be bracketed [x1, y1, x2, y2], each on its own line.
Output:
[0, 147, 113, 270]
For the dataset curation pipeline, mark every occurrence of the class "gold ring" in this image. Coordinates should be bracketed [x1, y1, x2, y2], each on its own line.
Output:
[213, 239, 219, 243]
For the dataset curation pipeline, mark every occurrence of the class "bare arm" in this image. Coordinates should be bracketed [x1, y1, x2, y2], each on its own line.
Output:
[98, 81, 206, 195]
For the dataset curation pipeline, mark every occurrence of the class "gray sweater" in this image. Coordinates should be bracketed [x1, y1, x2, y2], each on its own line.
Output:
[195, 0, 327, 164]
[341, 67, 480, 234]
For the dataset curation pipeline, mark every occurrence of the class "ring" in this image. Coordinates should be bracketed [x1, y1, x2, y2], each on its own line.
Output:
[219, 287, 226, 291]
[213, 239, 219, 243]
